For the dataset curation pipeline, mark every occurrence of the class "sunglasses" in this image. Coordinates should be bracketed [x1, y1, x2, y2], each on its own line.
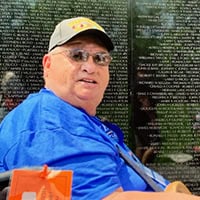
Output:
[53, 48, 112, 66]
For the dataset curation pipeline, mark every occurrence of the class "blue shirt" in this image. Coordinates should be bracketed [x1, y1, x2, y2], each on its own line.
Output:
[0, 88, 169, 199]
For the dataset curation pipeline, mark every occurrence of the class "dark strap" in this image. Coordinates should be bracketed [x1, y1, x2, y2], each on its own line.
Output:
[0, 171, 11, 190]
[116, 145, 163, 192]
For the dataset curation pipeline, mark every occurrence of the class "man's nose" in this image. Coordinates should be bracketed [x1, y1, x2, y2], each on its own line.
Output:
[81, 56, 96, 73]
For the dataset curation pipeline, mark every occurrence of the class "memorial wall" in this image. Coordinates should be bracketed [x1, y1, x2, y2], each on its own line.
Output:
[0, 0, 129, 135]
[0, 0, 200, 195]
[130, 0, 200, 194]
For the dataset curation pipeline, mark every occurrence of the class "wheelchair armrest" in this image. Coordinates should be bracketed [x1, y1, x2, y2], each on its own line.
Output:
[0, 171, 11, 190]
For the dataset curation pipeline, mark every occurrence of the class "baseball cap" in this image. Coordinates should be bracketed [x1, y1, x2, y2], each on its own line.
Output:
[48, 17, 114, 52]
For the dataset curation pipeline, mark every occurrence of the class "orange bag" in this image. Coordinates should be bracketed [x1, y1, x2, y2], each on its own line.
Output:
[8, 165, 73, 200]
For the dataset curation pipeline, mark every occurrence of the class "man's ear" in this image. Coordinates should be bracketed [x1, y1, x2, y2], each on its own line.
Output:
[42, 54, 51, 79]
[42, 54, 51, 69]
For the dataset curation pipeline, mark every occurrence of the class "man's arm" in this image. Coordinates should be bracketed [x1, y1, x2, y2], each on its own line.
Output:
[103, 182, 198, 200]
[103, 191, 200, 200]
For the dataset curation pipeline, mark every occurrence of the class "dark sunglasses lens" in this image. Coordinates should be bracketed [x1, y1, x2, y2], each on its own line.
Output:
[69, 49, 111, 66]
[94, 53, 111, 66]
[70, 50, 88, 62]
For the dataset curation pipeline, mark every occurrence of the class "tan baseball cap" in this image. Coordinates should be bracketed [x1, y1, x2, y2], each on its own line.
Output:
[48, 17, 114, 52]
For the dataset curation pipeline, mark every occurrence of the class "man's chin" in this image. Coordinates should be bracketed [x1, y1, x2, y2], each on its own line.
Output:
[77, 92, 98, 100]
[77, 94, 102, 105]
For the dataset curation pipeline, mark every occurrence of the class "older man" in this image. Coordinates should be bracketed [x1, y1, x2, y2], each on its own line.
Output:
[0, 17, 198, 200]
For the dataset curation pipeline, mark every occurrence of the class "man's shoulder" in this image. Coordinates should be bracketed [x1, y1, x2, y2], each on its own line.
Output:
[0, 89, 48, 127]
[5, 88, 58, 113]
[0, 88, 77, 131]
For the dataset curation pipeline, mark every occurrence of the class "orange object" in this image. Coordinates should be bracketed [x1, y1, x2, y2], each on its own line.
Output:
[8, 165, 73, 200]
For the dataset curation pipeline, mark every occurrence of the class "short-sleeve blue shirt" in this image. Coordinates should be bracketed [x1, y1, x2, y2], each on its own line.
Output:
[0, 88, 169, 199]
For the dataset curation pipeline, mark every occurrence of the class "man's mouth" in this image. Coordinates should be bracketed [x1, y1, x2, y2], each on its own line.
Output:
[80, 78, 97, 84]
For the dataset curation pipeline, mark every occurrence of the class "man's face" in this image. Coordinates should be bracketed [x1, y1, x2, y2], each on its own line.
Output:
[43, 35, 111, 115]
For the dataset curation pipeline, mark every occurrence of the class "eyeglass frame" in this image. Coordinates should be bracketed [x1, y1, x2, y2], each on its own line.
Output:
[50, 48, 113, 67]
